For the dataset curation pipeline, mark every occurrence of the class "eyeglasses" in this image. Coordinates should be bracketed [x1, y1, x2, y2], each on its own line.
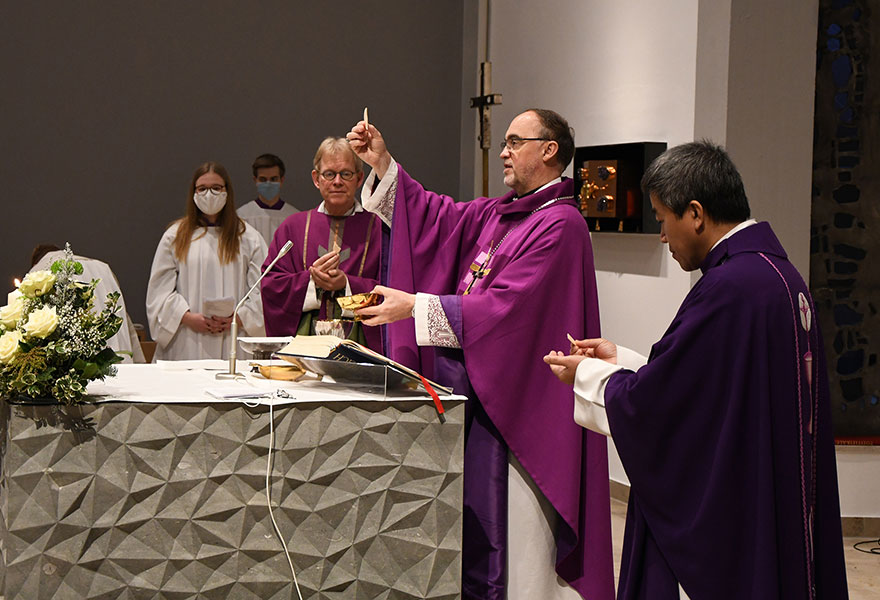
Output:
[319, 170, 357, 181]
[195, 184, 226, 193]
[499, 136, 551, 152]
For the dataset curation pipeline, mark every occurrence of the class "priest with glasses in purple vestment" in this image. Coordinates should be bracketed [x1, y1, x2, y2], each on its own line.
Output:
[261, 137, 382, 349]
[546, 141, 848, 599]
[346, 109, 615, 600]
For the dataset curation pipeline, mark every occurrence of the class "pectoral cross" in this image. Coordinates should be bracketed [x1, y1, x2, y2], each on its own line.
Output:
[464, 249, 492, 295]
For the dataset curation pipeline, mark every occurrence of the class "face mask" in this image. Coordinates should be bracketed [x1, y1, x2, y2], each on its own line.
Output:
[193, 190, 227, 216]
[257, 181, 281, 201]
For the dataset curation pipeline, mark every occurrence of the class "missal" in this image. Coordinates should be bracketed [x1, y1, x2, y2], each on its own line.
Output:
[276, 335, 452, 395]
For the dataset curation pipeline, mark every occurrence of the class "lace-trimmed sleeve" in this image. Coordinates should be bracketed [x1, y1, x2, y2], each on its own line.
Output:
[360, 159, 398, 227]
[414, 293, 461, 348]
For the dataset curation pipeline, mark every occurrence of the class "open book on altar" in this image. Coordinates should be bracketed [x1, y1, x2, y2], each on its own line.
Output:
[275, 335, 453, 395]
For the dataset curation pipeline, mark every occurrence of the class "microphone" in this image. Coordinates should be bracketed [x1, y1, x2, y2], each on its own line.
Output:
[216, 240, 293, 380]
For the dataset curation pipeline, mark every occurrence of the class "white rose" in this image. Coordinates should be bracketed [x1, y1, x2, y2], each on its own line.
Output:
[8, 289, 22, 304]
[0, 330, 23, 364]
[23, 305, 59, 339]
[19, 271, 56, 298]
[0, 294, 25, 329]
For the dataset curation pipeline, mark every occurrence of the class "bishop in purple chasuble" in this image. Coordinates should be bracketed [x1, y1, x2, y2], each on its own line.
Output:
[380, 165, 615, 600]
[261, 208, 382, 350]
[605, 223, 848, 599]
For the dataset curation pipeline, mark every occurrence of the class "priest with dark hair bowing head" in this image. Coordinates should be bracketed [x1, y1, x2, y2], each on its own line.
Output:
[347, 109, 614, 600]
[545, 141, 848, 600]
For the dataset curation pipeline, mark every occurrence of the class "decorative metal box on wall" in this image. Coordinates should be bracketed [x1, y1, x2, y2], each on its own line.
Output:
[574, 142, 666, 233]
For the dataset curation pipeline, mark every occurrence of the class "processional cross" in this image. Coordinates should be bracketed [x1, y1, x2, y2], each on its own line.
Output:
[470, 61, 502, 197]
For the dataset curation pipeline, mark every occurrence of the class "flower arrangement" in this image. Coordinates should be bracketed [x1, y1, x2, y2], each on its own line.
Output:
[0, 245, 123, 404]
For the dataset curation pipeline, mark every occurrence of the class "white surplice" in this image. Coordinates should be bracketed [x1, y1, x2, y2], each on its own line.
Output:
[31, 251, 145, 364]
[236, 199, 299, 246]
[146, 222, 268, 361]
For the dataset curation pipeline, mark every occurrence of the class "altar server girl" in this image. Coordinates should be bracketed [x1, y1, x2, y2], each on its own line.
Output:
[146, 162, 268, 360]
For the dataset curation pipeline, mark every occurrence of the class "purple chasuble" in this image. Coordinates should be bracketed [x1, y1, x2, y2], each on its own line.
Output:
[605, 223, 848, 599]
[261, 208, 382, 351]
[382, 165, 615, 600]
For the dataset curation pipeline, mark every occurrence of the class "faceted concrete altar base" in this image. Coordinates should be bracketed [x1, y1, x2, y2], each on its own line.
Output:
[0, 399, 464, 599]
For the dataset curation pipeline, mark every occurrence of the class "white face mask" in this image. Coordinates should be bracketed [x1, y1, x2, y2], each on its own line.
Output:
[193, 190, 227, 216]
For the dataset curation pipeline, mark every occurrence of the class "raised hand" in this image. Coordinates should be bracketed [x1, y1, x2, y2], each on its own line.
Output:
[346, 120, 392, 178]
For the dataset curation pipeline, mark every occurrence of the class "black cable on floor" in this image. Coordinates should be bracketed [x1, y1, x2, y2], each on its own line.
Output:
[853, 538, 880, 555]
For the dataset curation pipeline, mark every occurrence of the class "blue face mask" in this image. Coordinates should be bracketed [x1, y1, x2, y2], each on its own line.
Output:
[257, 181, 281, 201]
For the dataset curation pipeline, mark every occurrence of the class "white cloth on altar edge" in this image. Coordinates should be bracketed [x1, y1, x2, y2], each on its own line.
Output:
[85, 364, 464, 407]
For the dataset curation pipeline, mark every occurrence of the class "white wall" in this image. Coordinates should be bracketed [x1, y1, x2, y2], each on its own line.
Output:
[466, 0, 879, 517]
[837, 447, 880, 518]
[482, 0, 700, 485]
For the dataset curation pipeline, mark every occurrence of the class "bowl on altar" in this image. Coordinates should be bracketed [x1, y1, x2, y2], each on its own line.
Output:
[238, 337, 292, 359]
[314, 319, 355, 339]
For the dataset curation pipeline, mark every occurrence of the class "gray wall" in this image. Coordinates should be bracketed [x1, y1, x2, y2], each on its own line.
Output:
[0, 1, 466, 327]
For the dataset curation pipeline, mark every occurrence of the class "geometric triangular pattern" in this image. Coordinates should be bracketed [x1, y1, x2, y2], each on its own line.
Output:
[0, 399, 463, 599]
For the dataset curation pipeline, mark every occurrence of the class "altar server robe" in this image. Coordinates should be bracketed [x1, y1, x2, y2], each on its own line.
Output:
[237, 198, 299, 246]
[371, 164, 614, 600]
[146, 222, 267, 361]
[31, 251, 145, 363]
[576, 223, 848, 599]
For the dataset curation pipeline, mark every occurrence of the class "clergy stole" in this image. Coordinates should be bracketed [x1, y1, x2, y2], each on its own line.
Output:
[297, 211, 376, 346]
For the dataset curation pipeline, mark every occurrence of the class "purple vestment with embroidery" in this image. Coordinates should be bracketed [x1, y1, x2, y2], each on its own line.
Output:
[261, 208, 382, 350]
[605, 223, 848, 599]
[381, 165, 615, 600]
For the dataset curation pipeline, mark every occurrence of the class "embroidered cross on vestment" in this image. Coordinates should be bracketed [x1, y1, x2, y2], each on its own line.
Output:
[464, 250, 492, 295]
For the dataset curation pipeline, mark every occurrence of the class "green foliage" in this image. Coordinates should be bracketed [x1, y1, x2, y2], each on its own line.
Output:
[0, 245, 123, 404]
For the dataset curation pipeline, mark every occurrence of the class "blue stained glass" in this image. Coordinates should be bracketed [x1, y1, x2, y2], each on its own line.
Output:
[832, 55, 852, 87]
[834, 92, 848, 108]
[827, 38, 841, 51]
[853, 8, 861, 20]
[840, 107, 854, 123]
[827, 23, 842, 35]
[870, 396, 878, 406]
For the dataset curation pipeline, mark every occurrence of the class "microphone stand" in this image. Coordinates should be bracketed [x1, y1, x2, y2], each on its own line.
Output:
[216, 240, 293, 380]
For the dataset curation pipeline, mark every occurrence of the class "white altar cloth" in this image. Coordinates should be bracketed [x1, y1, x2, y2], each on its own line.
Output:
[87, 363, 462, 406]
